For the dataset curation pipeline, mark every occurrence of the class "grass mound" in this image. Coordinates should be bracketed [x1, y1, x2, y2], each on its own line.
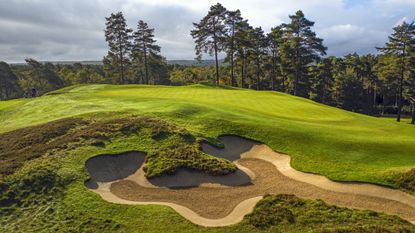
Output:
[246, 194, 414, 232]
[0, 115, 236, 182]
[144, 142, 237, 178]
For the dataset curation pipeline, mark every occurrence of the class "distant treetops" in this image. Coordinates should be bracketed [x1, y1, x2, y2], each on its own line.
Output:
[103, 12, 168, 85]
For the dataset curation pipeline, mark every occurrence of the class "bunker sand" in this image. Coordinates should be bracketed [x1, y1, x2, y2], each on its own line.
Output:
[90, 136, 415, 227]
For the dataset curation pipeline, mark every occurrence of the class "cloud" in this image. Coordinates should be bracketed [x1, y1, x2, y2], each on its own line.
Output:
[320, 24, 388, 55]
[0, 0, 414, 62]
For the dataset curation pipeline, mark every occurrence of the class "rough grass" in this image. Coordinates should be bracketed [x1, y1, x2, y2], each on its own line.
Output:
[1, 112, 413, 232]
[246, 194, 414, 232]
[392, 168, 415, 194]
[0, 118, 88, 179]
[144, 141, 237, 178]
[1, 84, 414, 187]
[0, 115, 236, 182]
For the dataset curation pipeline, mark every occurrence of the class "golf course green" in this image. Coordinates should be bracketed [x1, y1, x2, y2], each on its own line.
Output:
[1, 84, 415, 232]
[1, 84, 414, 185]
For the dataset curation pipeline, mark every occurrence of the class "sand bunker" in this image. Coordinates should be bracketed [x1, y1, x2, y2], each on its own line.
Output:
[201, 136, 260, 161]
[85, 151, 146, 189]
[85, 139, 252, 189]
[86, 136, 415, 227]
[148, 168, 251, 188]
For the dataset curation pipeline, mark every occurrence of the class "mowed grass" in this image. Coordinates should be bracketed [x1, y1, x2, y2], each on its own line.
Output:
[1, 84, 415, 186]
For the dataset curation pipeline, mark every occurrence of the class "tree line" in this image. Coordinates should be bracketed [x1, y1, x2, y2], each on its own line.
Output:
[189, 3, 415, 123]
[0, 6, 414, 124]
[0, 12, 169, 98]
[0, 59, 106, 98]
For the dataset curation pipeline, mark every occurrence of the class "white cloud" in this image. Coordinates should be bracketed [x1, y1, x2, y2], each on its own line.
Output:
[320, 24, 388, 55]
[0, 0, 415, 62]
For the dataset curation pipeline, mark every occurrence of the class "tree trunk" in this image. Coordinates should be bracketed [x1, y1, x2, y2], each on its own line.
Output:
[282, 73, 286, 91]
[119, 33, 124, 84]
[294, 30, 300, 96]
[213, 17, 219, 86]
[214, 45, 219, 86]
[397, 63, 404, 122]
[397, 45, 407, 122]
[411, 104, 415, 124]
[271, 51, 276, 91]
[294, 59, 299, 96]
[143, 44, 149, 84]
[241, 55, 245, 88]
[230, 22, 235, 87]
[256, 58, 260, 90]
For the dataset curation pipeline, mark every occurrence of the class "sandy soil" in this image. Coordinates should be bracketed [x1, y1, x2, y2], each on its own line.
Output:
[89, 138, 415, 227]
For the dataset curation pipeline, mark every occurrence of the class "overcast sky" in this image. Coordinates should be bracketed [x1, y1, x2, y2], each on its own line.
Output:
[1, 0, 414, 63]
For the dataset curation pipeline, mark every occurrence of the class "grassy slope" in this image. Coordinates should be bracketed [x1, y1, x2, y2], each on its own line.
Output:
[1, 84, 414, 186]
[1, 84, 415, 232]
[2, 117, 412, 233]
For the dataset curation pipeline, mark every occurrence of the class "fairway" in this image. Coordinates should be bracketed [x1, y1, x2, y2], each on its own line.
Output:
[3, 2, 415, 231]
[1, 84, 414, 186]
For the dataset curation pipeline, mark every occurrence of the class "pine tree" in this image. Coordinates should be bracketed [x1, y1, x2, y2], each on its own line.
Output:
[234, 20, 252, 88]
[247, 27, 267, 90]
[104, 12, 132, 84]
[191, 3, 228, 85]
[310, 58, 334, 104]
[132, 20, 162, 84]
[267, 26, 284, 91]
[282, 10, 326, 97]
[374, 54, 401, 114]
[377, 21, 415, 122]
[225, 10, 243, 87]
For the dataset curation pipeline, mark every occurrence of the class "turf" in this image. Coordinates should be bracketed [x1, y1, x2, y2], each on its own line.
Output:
[1, 84, 414, 186]
[1, 112, 413, 232]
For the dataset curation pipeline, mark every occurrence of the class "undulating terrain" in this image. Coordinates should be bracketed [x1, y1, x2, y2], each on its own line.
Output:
[1, 84, 415, 232]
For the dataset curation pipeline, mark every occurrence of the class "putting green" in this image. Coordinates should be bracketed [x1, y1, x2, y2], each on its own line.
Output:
[1, 84, 414, 186]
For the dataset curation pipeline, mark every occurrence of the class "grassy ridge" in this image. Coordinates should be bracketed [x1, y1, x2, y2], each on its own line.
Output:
[1, 84, 414, 186]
